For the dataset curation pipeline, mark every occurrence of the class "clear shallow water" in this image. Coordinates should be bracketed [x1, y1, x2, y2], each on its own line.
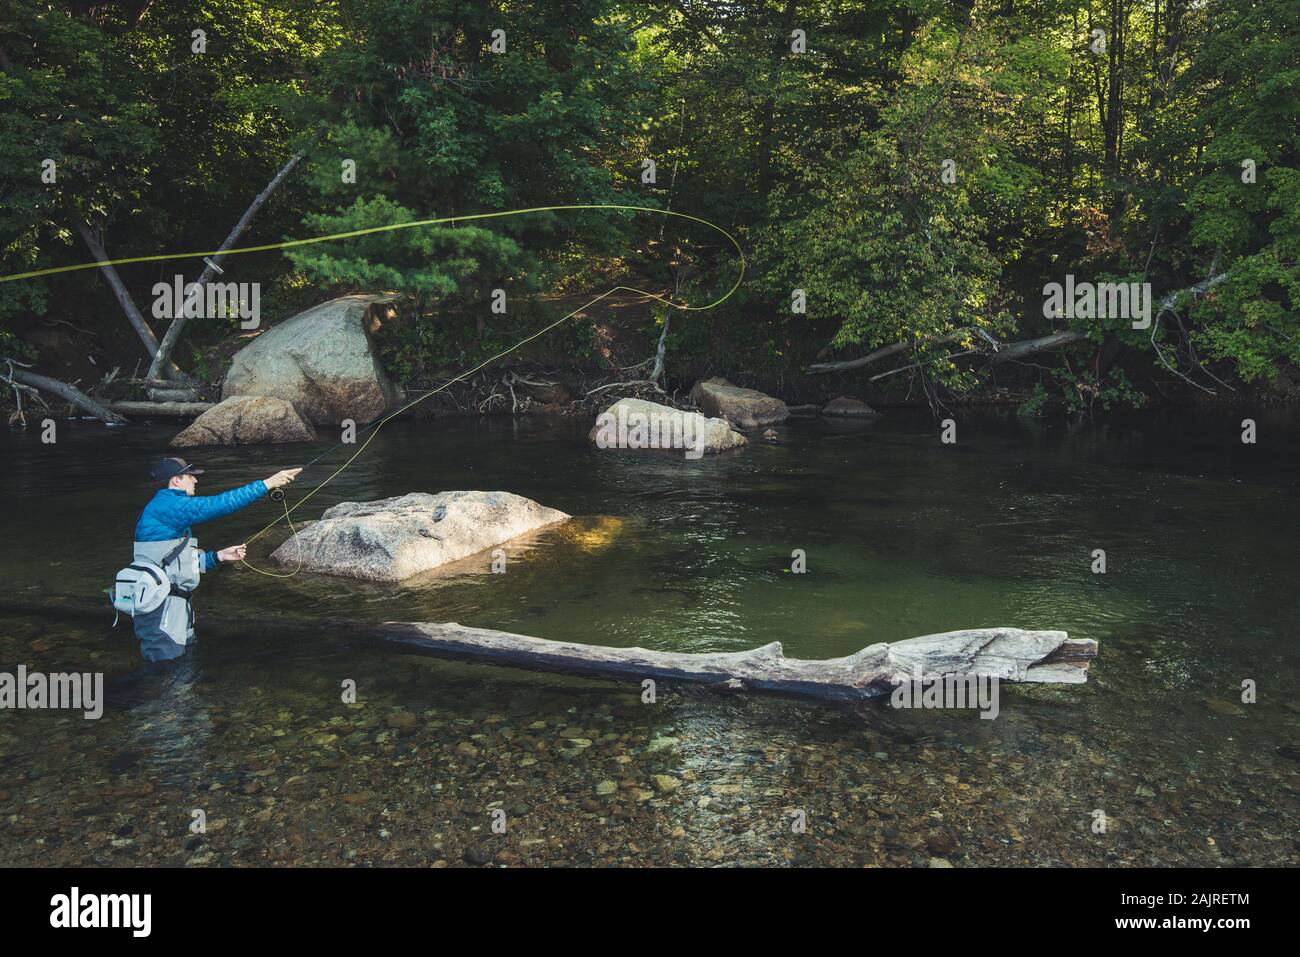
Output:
[0, 411, 1296, 866]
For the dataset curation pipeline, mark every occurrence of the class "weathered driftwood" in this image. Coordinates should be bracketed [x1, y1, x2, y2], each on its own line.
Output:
[105, 400, 215, 417]
[0, 596, 1095, 706]
[379, 622, 1096, 702]
[147, 387, 202, 403]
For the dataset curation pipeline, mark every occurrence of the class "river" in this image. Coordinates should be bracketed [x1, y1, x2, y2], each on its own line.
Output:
[0, 410, 1296, 865]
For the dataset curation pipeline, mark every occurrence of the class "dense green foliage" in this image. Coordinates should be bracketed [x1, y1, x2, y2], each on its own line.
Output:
[0, 0, 1296, 407]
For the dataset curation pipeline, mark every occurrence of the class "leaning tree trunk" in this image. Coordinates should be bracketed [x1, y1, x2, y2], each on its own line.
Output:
[809, 329, 971, 374]
[379, 622, 1096, 703]
[147, 132, 320, 380]
[988, 330, 1090, 364]
[71, 218, 188, 381]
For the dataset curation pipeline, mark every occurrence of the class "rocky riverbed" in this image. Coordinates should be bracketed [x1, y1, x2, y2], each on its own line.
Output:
[1, 612, 1295, 868]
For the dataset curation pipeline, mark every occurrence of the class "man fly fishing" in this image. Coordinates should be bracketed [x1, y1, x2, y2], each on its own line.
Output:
[123, 456, 301, 662]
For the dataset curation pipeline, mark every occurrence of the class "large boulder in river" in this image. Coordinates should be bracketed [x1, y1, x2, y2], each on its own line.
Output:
[171, 395, 317, 447]
[822, 395, 879, 417]
[589, 397, 746, 456]
[689, 377, 789, 429]
[269, 491, 570, 581]
[222, 294, 400, 425]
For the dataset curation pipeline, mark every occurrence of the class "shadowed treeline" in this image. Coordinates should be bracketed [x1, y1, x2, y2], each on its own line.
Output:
[0, 0, 1296, 412]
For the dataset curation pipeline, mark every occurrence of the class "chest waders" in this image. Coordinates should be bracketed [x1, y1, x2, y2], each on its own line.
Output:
[132, 536, 205, 662]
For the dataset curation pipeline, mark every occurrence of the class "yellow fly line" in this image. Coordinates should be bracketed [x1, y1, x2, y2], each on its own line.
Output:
[2, 204, 745, 577]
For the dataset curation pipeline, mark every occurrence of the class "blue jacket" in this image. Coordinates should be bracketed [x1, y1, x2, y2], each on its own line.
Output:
[135, 481, 268, 570]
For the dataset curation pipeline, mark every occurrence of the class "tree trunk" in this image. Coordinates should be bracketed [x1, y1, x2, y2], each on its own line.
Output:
[376, 622, 1096, 703]
[1156, 270, 1228, 313]
[104, 400, 214, 417]
[0, 595, 1096, 707]
[145, 387, 201, 403]
[755, 0, 800, 197]
[810, 273, 1229, 380]
[988, 330, 1089, 364]
[71, 218, 188, 381]
[650, 308, 672, 383]
[147, 133, 319, 380]
[808, 329, 971, 374]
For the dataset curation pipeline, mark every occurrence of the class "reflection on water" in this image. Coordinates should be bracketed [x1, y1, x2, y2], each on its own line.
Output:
[0, 411, 1297, 865]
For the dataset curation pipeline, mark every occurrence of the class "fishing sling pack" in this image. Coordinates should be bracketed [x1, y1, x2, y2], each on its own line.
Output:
[109, 534, 192, 624]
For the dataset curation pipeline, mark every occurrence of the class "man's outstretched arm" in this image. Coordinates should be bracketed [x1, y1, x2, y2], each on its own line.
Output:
[175, 479, 269, 526]
[174, 469, 302, 526]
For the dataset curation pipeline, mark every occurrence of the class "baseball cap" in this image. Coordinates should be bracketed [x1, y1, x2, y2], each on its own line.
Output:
[150, 456, 205, 483]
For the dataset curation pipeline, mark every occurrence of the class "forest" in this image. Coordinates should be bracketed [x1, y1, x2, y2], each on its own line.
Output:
[1, 0, 1296, 417]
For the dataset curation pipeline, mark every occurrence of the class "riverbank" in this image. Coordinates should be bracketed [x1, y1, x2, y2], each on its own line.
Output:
[9, 285, 1300, 430]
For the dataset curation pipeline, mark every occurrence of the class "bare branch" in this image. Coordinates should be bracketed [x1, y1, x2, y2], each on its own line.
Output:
[809, 329, 972, 374]
[3, 364, 127, 424]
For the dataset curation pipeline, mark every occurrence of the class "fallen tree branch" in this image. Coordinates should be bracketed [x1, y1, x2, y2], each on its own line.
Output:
[870, 348, 980, 381]
[987, 330, 1089, 365]
[146, 387, 202, 403]
[509, 373, 559, 389]
[1149, 271, 1233, 394]
[584, 378, 668, 398]
[93, 365, 121, 398]
[0, 596, 1097, 707]
[116, 377, 188, 389]
[5, 367, 127, 424]
[812, 272, 1235, 379]
[1159, 270, 1230, 313]
[808, 329, 971, 374]
[104, 400, 213, 417]
[379, 622, 1097, 703]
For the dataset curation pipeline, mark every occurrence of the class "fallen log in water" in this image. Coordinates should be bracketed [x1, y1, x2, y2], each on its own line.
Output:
[104, 400, 215, 417]
[0, 597, 1094, 705]
[146, 387, 202, 403]
[379, 622, 1096, 702]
